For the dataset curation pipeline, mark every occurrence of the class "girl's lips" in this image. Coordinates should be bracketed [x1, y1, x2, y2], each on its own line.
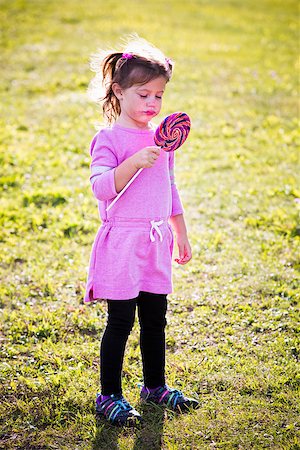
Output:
[144, 111, 156, 116]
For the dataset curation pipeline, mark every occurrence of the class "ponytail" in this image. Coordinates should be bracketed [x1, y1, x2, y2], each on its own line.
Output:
[101, 53, 123, 123]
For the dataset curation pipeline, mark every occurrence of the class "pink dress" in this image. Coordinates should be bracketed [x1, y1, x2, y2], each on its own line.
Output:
[84, 123, 184, 302]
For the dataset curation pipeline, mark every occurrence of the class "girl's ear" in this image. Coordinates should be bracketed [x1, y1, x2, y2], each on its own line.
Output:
[112, 83, 123, 100]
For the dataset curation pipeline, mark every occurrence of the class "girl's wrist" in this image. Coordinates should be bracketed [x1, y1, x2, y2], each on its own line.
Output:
[175, 231, 188, 242]
[129, 154, 140, 171]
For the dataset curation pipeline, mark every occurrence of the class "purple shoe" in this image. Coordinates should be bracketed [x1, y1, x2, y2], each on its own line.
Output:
[96, 393, 142, 427]
[140, 385, 200, 412]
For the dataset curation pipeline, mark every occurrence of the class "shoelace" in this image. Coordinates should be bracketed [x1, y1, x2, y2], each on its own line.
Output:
[105, 397, 131, 410]
[158, 386, 183, 408]
[98, 395, 132, 422]
[113, 397, 131, 411]
[107, 397, 132, 422]
[139, 383, 187, 409]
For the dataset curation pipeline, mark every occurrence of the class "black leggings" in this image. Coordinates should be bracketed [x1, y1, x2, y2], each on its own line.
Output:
[100, 291, 168, 395]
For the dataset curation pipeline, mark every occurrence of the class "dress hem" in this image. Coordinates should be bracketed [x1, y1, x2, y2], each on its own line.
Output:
[84, 281, 172, 303]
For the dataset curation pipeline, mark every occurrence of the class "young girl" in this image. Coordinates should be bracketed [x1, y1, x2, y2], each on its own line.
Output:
[85, 35, 199, 426]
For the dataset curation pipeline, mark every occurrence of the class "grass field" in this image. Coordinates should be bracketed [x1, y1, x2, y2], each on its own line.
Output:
[0, 0, 299, 449]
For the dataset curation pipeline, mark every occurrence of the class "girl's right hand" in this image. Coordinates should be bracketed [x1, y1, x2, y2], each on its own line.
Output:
[132, 146, 161, 170]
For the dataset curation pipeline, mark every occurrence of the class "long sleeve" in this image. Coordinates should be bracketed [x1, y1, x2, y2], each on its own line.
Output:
[168, 151, 184, 216]
[89, 131, 118, 201]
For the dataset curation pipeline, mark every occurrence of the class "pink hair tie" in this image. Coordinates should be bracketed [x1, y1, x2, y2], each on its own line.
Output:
[122, 52, 133, 59]
[165, 57, 173, 66]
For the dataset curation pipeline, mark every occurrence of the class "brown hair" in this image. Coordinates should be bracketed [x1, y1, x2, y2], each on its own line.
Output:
[88, 36, 174, 124]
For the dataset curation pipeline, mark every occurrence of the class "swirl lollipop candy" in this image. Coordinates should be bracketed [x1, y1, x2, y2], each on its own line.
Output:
[106, 112, 191, 211]
[154, 112, 191, 152]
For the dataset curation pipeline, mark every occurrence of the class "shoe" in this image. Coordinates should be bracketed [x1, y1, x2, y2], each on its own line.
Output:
[140, 385, 200, 412]
[96, 393, 142, 427]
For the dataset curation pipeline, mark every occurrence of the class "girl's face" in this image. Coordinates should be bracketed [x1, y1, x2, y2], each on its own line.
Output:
[114, 76, 167, 129]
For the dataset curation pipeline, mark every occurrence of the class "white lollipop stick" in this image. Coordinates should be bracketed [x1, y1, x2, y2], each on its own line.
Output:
[106, 168, 143, 212]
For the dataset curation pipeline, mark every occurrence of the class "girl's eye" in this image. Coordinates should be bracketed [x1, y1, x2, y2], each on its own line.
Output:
[138, 94, 163, 99]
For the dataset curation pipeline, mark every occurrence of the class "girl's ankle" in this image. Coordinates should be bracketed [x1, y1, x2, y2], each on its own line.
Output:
[142, 385, 163, 393]
[100, 394, 112, 402]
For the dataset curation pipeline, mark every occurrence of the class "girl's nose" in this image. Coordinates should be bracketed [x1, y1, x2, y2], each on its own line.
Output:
[146, 96, 156, 107]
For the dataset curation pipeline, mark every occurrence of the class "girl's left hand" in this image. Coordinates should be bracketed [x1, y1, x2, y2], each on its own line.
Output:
[174, 234, 192, 265]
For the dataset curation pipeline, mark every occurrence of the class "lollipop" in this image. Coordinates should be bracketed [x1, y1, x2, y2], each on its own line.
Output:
[154, 112, 191, 152]
[106, 112, 191, 211]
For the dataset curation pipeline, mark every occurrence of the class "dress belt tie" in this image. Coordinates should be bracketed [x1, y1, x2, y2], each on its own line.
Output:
[150, 220, 164, 242]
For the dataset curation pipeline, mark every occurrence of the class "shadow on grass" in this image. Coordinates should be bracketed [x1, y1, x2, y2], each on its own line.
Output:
[93, 415, 122, 450]
[132, 401, 166, 450]
[92, 401, 166, 450]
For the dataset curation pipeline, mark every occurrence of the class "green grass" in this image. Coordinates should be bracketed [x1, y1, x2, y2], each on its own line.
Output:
[0, 0, 299, 448]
